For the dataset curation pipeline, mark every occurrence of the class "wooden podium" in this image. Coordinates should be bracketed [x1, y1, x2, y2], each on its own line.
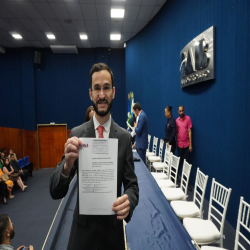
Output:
[37, 124, 67, 169]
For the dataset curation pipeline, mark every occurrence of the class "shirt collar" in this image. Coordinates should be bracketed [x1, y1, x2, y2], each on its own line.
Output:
[0, 244, 14, 250]
[93, 114, 112, 133]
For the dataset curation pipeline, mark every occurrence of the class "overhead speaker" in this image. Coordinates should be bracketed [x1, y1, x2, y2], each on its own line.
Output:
[34, 51, 41, 64]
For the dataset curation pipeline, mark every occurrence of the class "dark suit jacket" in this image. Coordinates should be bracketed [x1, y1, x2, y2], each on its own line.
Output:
[135, 110, 148, 150]
[50, 118, 139, 250]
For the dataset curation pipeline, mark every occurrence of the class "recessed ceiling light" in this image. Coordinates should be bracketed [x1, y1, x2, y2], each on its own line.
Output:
[80, 34, 88, 40]
[111, 9, 125, 18]
[110, 34, 121, 40]
[47, 34, 55, 40]
[12, 34, 22, 39]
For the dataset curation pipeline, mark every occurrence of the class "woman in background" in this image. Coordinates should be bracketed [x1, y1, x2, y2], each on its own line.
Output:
[85, 106, 95, 122]
[164, 106, 176, 154]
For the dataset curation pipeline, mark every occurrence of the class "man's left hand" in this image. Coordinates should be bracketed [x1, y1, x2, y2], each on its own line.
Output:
[112, 194, 130, 220]
[189, 145, 192, 152]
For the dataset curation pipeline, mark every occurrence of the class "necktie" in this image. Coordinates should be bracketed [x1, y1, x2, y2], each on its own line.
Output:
[97, 126, 104, 138]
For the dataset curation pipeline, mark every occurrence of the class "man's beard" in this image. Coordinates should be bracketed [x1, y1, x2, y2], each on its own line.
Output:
[180, 114, 184, 118]
[10, 228, 15, 240]
[92, 98, 113, 117]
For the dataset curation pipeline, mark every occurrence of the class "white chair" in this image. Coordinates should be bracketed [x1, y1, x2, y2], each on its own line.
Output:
[148, 139, 164, 171]
[161, 160, 192, 202]
[200, 197, 250, 250]
[183, 178, 232, 248]
[171, 168, 208, 219]
[147, 134, 151, 152]
[156, 155, 180, 189]
[146, 136, 158, 158]
[152, 150, 172, 175]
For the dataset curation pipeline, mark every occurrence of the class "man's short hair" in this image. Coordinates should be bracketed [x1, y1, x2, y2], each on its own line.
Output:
[89, 63, 114, 89]
[179, 105, 184, 109]
[10, 153, 14, 157]
[0, 214, 10, 244]
[133, 102, 142, 111]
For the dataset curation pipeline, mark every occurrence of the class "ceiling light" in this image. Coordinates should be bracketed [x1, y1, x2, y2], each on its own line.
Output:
[111, 9, 125, 18]
[80, 34, 88, 40]
[12, 34, 22, 39]
[110, 34, 121, 40]
[47, 34, 55, 40]
[124, 43, 126, 48]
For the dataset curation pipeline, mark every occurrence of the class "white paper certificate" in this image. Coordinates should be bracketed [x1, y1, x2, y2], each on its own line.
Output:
[78, 138, 118, 215]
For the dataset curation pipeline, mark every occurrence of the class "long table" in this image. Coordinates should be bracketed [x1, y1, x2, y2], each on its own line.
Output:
[126, 152, 196, 250]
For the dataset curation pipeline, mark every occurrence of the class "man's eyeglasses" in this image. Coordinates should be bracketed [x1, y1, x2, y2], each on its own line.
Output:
[91, 86, 112, 96]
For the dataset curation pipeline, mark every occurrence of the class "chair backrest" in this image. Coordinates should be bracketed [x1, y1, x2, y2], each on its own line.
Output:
[18, 159, 24, 168]
[166, 144, 172, 153]
[163, 152, 172, 178]
[193, 168, 209, 218]
[235, 197, 250, 250]
[152, 136, 158, 155]
[208, 178, 232, 236]
[169, 154, 180, 186]
[180, 160, 192, 197]
[24, 156, 29, 165]
[158, 140, 164, 160]
[147, 134, 151, 152]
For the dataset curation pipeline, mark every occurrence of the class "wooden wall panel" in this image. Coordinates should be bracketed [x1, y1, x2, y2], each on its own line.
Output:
[0, 127, 23, 159]
[22, 130, 37, 170]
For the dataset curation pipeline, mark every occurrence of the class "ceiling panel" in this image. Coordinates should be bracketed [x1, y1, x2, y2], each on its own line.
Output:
[125, 0, 142, 5]
[141, 0, 158, 6]
[100, 40, 111, 47]
[151, 5, 162, 19]
[1, 2, 28, 19]
[99, 32, 109, 42]
[90, 40, 101, 48]
[49, 3, 70, 19]
[156, 0, 167, 5]
[72, 20, 87, 32]
[137, 6, 154, 21]
[81, 4, 97, 20]
[30, 0, 47, 3]
[4, 19, 27, 32]
[59, 20, 76, 32]
[17, 2, 43, 19]
[122, 21, 135, 32]
[98, 21, 111, 32]
[31, 31, 47, 41]
[87, 32, 100, 41]
[32, 19, 51, 32]
[0, 19, 14, 31]
[46, 19, 64, 32]
[65, 3, 84, 20]
[33, 3, 57, 19]
[0, 4, 14, 18]
[111, 20, 122, 33]
[21, 31, 37, 41]
[96, 4, 110, 20]
[19, 19, 39, 31]
[0, 31, 12, 41]
[53, 31, 70, 41]
[85, 20, 99, 32]
[133, 21, 147, 33]
[30, 41, 44, 47]
[124, 5, 140, 21]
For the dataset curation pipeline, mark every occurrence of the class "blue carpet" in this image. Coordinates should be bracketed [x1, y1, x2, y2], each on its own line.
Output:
[0, 168, 61, 250]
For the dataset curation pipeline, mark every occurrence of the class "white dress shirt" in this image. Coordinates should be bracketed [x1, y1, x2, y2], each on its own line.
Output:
[93, 114, 111, 138]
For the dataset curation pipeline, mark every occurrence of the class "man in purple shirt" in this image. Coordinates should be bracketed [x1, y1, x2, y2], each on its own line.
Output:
[176, 105, 192, 181]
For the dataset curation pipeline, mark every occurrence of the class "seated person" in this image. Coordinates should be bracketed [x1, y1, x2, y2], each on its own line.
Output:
[0, 168, 14, 200]
[9, 154, 28, 181]
[0, 152, 5, 166]
[3, 159, 27, 192]
[0, 180, 9, 204]
[8, 149, 17, 161]
[0, 214, 34, 250]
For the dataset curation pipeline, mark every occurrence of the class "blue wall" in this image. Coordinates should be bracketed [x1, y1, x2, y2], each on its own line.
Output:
[126, 0, 250, 227]
[0, 48, 126, 130]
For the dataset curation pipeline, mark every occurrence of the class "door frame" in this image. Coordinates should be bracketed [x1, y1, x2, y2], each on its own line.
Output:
[37, 124, 67, 169]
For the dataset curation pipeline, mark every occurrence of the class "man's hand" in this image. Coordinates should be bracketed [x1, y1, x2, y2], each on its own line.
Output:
[189, 145, 192, 152]
[167, 142, 169, 148]
[132, 143, 136, 149]
[63, 137, 83, 176]
[112, 194, 130, 220]
[134, 122, 137, 127]
[17, 246, 25, 250]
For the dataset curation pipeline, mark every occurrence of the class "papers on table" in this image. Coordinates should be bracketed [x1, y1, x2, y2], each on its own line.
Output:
[127, 121, 136, 137]
[78, 138, 118, 215]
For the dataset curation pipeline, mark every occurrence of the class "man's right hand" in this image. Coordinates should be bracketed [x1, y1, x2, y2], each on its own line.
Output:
[63, 137, 83, 176]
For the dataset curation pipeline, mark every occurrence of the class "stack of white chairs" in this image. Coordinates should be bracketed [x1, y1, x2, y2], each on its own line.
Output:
[146, 136, 158, 165]
[155, 155, 180, 189]
[183, 178, 232, 248]
[161, 160, 192, 202]
[148, 139, 164, 171]
[171, 168, 209, 219]
[151, 150, 172, 176]
[201, 197, 250, 250]
[147, 134, 151, 152]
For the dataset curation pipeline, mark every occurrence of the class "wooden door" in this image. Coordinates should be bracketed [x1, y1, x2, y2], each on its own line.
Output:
[38, 125, 66, 168]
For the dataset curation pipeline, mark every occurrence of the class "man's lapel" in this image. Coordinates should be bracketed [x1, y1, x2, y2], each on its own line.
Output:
[109, 119, 118, 139]
[86, 118, 96, 138]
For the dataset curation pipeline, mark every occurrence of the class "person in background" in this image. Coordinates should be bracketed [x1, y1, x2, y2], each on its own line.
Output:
[0, 214, 34, 250]
[9, 155, 28, 182]
[85, 105, 95, 122]
[130, 108, 137, 147]
[0, 153, 5, 167]
[0, 167, 14, 200]
[133, 103, 148, 164]
[3, 159, 27, 192]
[163, 106, 176, 154]
[176, 105, 192, 188]
[7, 150, 17, 162]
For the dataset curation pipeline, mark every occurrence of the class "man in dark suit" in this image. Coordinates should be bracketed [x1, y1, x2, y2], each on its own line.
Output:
[133, 103, 148, 164]
[50, 63, 139, 250]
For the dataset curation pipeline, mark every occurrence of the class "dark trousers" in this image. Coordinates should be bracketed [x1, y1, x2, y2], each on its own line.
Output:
[137, 148, 146, 165]
[23, 162, 33, 176]
[169, 141, 176, 155]
[177, 146, 190, 177]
